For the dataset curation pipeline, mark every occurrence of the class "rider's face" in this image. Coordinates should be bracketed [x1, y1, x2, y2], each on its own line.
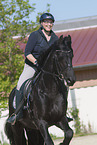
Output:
[41, 19, 53, 32]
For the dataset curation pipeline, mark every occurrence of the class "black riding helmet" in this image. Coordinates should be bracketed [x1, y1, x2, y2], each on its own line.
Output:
[40, 13, 55, 23]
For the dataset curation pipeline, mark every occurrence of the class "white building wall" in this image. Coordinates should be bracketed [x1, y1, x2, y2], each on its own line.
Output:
[68, 86, 97, 133]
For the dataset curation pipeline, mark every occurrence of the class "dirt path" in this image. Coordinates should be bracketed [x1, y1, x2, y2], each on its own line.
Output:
[54, 134, 97, 145]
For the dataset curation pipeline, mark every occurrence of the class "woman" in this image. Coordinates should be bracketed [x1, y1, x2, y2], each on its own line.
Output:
[7, 13, 58, 124]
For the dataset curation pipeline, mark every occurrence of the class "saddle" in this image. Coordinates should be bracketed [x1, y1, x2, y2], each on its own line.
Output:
[13, 72, 41, 114]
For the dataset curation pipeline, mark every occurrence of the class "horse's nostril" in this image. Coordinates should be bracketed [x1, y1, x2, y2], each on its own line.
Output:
[67, 79, 71, 83]
[67, 77, 75, 86]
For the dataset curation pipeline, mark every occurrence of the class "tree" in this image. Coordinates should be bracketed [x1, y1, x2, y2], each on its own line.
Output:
[0, 0, 50, 111]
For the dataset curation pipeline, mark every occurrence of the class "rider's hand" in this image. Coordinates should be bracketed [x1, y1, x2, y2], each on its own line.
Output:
[34, 60, 41, 71]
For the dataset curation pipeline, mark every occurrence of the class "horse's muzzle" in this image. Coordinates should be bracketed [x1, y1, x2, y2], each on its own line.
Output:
[66, 76, 76, 86]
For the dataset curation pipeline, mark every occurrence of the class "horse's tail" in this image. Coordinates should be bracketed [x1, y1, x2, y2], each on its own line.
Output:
[4, 122, 14, 145]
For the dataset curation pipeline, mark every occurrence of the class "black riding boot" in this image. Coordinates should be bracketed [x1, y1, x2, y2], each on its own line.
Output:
[7, 89, 23, 125]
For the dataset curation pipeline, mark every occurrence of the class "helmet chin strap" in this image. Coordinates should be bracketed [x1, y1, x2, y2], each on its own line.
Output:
[41, 25, 51, 35]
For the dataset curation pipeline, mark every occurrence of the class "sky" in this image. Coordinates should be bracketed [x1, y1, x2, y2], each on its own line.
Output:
[29, 0, 97, 22]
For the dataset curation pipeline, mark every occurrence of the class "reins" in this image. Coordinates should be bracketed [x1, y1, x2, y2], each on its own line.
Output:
[41, 68, 64, 81]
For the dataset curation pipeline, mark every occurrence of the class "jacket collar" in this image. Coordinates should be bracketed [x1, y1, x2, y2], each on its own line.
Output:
[38, 27, 54, 37]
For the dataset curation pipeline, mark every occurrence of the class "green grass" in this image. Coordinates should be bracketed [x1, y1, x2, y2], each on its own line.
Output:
[0, 142, 9, 145]
[50, 133, 63, 140]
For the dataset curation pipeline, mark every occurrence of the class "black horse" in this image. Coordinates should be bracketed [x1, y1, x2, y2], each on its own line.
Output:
[5, 35, 76, 145]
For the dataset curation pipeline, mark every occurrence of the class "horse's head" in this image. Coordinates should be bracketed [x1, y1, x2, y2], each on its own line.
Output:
[38, 35, 76, 86]
[54, 35, 76, 86]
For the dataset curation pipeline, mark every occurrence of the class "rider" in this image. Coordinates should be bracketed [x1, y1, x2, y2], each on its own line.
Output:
[7, 13, 58, 125]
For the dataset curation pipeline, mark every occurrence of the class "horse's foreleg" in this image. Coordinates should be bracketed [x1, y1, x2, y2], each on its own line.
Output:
[38, 120, 54, 145]
[57, 116, 73, 145]
[5, 122, 15, 145]
[11, 123, 27, 145]
[26, 129, 44, 145]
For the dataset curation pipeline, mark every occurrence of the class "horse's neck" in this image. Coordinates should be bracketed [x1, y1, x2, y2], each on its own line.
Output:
[40, 72, 61, 93]
[42, 52, 54, 73]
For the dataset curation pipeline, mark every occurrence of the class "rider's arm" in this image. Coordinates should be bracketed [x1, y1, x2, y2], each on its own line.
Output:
[24, 32, 37, 60]
[26, 54, 36, 64]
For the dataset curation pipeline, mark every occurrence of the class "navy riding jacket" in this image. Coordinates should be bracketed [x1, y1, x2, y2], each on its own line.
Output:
[25, 27, 58, 67]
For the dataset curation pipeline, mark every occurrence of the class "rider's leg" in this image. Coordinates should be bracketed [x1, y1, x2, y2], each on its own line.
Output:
[7, 64, 36, 125]
[7, 89, 23, 124]
[17, 64, 36, 91]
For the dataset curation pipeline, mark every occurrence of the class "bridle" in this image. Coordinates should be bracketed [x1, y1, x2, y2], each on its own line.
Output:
[55, 50, 72, 70]
[41, 49, 72, 82]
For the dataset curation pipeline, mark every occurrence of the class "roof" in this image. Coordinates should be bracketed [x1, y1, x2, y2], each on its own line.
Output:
[55, 26, 97, 67]
[53, 16, 97, 68]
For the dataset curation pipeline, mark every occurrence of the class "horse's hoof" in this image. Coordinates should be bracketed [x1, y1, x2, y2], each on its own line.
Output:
[67, 117, 73, 122]
[59, 143, 63, 145]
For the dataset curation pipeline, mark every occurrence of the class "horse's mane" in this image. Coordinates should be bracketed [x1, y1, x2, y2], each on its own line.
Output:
[37, 35, 72, 68]
[37, 40, 57, 67]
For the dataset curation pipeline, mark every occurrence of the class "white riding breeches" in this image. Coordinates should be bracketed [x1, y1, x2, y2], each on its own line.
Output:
[17, 63, 36, 90]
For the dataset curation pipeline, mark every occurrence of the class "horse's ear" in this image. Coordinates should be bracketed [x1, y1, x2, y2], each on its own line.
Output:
[60, 35, 63, 39]
[58, 35, 63, 44]
[68, 35, 71, 42]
